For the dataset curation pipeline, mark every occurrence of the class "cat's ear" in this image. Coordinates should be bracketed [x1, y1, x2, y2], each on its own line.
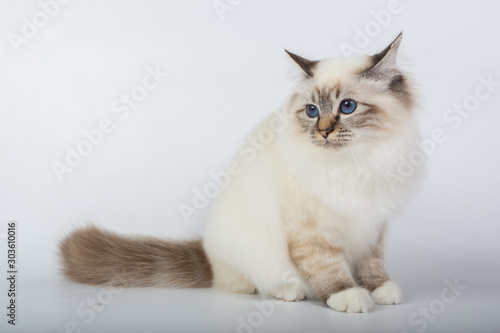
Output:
[285, 50, 318, 77]
[362, 32, 402, 79]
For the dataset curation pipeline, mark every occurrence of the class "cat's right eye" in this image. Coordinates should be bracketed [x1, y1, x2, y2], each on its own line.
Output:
[306, 104, 319, 118]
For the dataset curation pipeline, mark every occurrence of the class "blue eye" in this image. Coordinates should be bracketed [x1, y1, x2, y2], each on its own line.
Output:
[339, 99, 357, 114]
[306, 104, 319, 118]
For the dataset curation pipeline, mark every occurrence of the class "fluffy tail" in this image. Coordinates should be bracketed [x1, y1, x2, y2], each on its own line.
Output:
[59, 225, 212, 288]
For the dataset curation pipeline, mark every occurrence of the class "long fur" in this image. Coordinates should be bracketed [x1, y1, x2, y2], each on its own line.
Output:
[59, 225, 212, 288]
[60, 33, 420, 313]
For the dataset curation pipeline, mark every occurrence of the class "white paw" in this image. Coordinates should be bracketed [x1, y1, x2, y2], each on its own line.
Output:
[326, 287, 374, 313]
[371, 280, 402, 305]
[271, 283, 306, 302]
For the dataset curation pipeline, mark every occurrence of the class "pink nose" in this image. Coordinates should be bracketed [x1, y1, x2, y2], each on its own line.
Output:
[319, 130, 331, 139]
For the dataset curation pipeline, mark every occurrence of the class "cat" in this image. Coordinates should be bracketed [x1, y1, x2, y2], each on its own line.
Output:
[60, 32, 420, 313]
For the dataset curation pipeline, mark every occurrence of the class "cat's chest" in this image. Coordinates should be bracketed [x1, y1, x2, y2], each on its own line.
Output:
[305, 166, 394, 221]
[282, 158, 393, 259]
[311, 173, 388, 259]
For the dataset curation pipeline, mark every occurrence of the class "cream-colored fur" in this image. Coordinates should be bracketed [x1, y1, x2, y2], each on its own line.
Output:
[327, 287, 374, 313]
[60, 34, 419, 314]
[371, 280, 402, 305]
[204, 38, 419, 312]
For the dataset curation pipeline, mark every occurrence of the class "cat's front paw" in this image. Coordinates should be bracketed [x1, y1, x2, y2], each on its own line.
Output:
[326, 287, 374, 313]
[371, 280, 402, 305]
[271, 283, 306, 302]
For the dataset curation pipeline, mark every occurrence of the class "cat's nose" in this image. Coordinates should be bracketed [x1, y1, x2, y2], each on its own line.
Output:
[319, 130, 331, 139]
[317, 116, 337, 139]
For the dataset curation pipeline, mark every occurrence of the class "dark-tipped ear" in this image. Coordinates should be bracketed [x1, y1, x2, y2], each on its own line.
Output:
[363, 32, 403, 79]
[285, 50, 318, 77]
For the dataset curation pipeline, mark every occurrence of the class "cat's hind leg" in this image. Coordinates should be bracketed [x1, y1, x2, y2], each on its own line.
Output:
[240, 237, 314, 302]
[209, 244, 311, 301]
[268, 267, 311, 302]
[211, 259, 256, 294]
[204, 197, 314, 301]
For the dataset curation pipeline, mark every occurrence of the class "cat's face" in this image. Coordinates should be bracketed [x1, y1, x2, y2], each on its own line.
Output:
[286, 33, 416, 152]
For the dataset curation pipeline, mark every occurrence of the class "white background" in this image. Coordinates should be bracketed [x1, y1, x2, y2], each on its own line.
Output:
[1, 0, 499, 332]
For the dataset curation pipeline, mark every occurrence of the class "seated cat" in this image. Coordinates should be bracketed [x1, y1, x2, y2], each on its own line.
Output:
[60, 32, 420, 313]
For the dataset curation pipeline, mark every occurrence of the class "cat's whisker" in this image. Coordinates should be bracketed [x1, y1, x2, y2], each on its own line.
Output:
[344, 143, 359, 184]
[360, 136, 385, 148]
[348, 141, 372, 179]
[354, 141, 390, 178]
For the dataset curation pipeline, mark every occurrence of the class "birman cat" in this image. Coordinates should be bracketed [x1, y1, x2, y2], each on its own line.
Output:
[60, 32, 420, 313]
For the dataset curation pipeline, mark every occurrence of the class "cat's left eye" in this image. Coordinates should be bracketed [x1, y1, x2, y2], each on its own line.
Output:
[306, 104, 319, 118]
[339, 99, 357, 114]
